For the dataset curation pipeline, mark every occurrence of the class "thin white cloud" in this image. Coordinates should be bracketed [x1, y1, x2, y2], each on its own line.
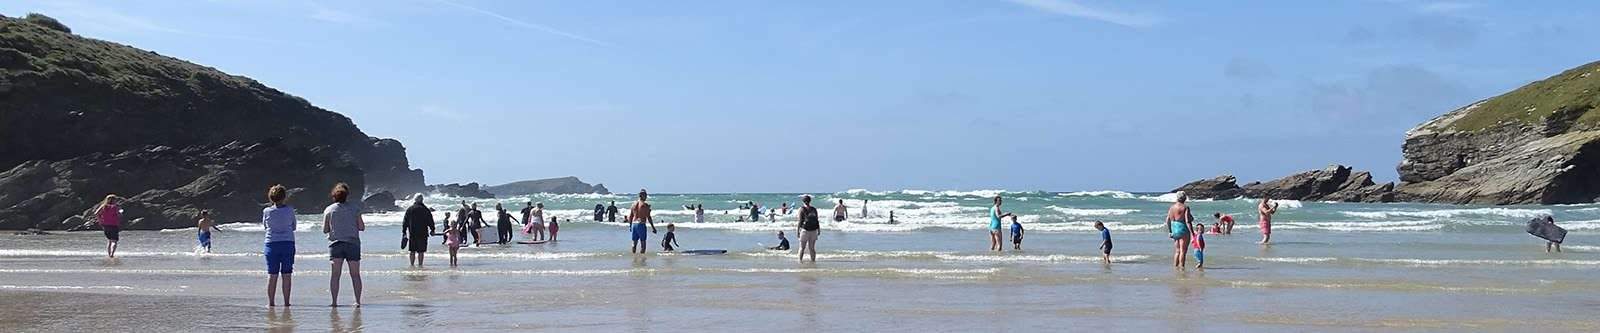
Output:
[1005, 0, 1162, 28]
[430, 0, 612, 47]
[309, 7, 381, 27]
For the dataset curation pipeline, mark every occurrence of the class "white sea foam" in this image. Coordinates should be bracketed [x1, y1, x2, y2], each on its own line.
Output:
[1274, 220, 1443, 232]
[1246, 256, 1600, 267]
[1046, 205, 1138, 216]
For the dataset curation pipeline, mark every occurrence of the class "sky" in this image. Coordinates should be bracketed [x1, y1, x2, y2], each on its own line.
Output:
[4, 0, 1599, 193]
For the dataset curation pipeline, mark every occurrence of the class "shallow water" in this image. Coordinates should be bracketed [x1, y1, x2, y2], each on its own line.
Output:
[3, 190, 1598, 331]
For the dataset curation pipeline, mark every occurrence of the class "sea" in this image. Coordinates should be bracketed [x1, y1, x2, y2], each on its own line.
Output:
[2, 190, 1598, 332]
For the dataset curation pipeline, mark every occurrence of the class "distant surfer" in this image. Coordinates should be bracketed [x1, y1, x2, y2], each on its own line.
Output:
[750, 201, 761, 222]
[1214, 212, 1234, 235]
[1536, 216, 1562, 253]
[607, 201, 619, 223]
[861, 199, 869, 217]
[593, 203, 605, 221]
[1258, 198, 1279, 245]
[694, 204, 705, 223]
[769, 231, 790, 251]
[91, 194, 123, 258]
[628, 190, 658, 254]
[1167, 191, 1194, 268]
[989, 195, 1017, 252]
[781, 202, 790, 215]
[796, 195, 821, 263]
[832, 199, 848, 222]
[888, 211, 896, 224]
[402, 194, 435, 267]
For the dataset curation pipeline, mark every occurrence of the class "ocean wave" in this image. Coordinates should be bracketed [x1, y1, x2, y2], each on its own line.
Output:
[1339, 208, 1552, 219]
[1058, 190, 1137, 199]
[1274, 220, 1443, 232]
[1046, 205, 1139, 216]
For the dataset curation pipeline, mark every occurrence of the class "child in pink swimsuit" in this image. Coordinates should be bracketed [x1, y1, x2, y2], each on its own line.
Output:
[445, 223, 461, 267]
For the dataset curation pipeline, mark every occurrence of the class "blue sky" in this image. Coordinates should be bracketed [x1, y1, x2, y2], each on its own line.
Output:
[5, 0, 1598, 193]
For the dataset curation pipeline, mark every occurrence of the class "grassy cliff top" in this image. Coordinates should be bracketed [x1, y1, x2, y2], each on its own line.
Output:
[1448, 60, 1600, 132]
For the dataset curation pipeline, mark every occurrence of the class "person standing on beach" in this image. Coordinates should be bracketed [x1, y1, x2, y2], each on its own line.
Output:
[92, 194, 123, 258]
[262, 185, 297, 307]
[1095, 221, 1113, 264]
[832, 199, 848, 222]
[322, 183, 366, 307]
[402, 194, 435, 267]
[628, 190, 658, 254]
[607, 201, 619, 223]
[196, 210, 221, 253]
[797, 195, 822, 263]
[1167, 192, 1195, 268]
[1258, 198, 1278, 245]
[989, 196, 1017, 252]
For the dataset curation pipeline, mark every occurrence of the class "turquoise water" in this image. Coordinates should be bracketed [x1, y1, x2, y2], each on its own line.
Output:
[3, 190, 1599, 331]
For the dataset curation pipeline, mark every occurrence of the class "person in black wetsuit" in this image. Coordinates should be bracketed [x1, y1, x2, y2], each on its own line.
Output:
[495, 203, 519, 244]
[594, 204, 605, 221]
[606, 201, 619, 223]
[769, 231, 790, 251]
[661, 224, 679, 251]
[469, 203, 485, 245]
[455, 202, 471, 245]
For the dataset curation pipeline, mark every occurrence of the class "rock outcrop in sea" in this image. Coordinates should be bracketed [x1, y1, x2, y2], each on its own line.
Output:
[0, 14, 426, 229]
[1393, 61, 1600, 204]
[429, 183, 495, 199]
[361, 191, 400, 213]
[485, 177, 610, 197]
[1174, 166, 1395, 202]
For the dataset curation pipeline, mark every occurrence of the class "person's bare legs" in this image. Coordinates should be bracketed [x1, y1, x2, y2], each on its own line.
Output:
[1178, 237, 1190, 268]
[282, 274, 292, 307]
[416, 252, 424, 267]
[407, 252, 416, 267]
[329, 258, 344, 307]
[268, 274, 279, 307]
[348, 260, 363, 307]
[107, 240, 118, 258]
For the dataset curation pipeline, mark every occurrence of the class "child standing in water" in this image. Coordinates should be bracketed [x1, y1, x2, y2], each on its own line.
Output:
[1095, 221, 1112, 264]
[445, 220, 461, 267]
[548, 216, 560, 241]
[196, 210, 221, 253]
[1010, 215, 1024, 250]
[661, 224, 679, 252]
[1193, 223, 1207, 269]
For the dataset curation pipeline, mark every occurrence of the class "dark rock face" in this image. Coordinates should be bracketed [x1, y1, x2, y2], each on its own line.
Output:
[1395, 62, 1600, 204]
[0, 140, 364, 230]
[485, 177, 610, 197]
[429, 183, 494, 199]
[361, 191, 400, 213]
[1171, 175, 1243, 200]
[1240, 165, 1395, 202]
[0, 15, 423, 194]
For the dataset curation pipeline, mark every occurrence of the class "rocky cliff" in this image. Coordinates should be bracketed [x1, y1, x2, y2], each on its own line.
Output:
[1395, 61, 1600, 204]
[0, 140, 364, 230]
[485, 177, 610, 197]
[0, 14, 425, 229]
[429, 183, 494, 199]
[0, 14, 423, 194]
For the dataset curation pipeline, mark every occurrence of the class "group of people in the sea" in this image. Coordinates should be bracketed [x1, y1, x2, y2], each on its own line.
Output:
[75, 186, 1574, 306]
